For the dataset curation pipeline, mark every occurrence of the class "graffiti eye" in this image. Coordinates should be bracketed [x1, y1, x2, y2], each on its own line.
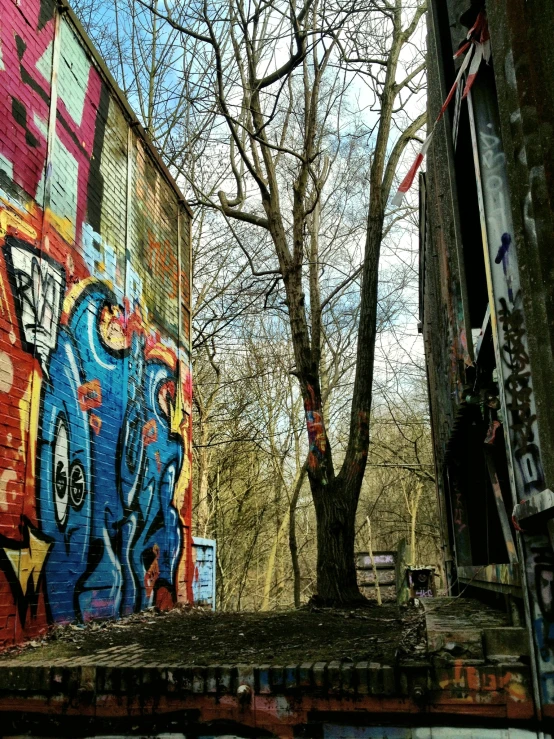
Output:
[53, 417, 70, 527]
[69, 461, 86, 509]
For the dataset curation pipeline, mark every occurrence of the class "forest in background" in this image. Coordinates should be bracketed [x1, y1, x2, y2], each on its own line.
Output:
[191, 215, 440, 610]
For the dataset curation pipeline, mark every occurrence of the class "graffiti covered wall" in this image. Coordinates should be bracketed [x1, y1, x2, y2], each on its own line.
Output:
[468, 70, 554, 710]
[0, 0, 193, 647]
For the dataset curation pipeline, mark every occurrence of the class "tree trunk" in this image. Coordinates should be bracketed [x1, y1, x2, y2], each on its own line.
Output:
[196, 448, 210, 537]
[289, 462, 307, 608]
[311, 478, 365, 604]
[410, 510, 417, 565]
[289, 511, 301, 607]
[262, 511, 288, 610]
[410, 483, 423, 564]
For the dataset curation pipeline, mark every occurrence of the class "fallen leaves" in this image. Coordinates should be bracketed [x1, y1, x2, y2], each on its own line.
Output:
[0, 603, 422, 667]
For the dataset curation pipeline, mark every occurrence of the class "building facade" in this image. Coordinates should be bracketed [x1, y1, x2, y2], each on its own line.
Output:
[421, 0, 554, 721]
[0, 0, 193, 647]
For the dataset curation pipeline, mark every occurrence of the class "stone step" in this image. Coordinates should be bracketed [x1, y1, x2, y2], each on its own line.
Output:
[423, 597, 515, 661]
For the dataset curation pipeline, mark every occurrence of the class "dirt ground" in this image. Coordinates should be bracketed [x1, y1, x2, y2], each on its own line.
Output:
[0, 603, 426, 666]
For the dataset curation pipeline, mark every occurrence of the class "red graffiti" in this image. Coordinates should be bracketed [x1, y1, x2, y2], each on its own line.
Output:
[0, 0, 193, 650]
[304, 384, 326, 469]
[142, 419, 158, 447]
[78, 379, 102, 411]
[89, 413, 102, 436]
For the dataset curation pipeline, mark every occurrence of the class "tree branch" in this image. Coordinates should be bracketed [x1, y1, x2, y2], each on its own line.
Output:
[381, 111, 427, 202]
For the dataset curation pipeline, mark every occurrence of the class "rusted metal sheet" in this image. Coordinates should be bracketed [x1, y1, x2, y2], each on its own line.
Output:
[484, 448, 518, 564]
[514, 489, 554, 524]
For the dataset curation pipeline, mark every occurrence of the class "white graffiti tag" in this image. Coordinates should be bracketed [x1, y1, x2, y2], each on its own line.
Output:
[8, 241, 64, 373]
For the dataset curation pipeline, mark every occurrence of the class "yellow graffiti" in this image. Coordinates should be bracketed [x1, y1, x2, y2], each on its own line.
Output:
[147, 344, 177, 371]
[62, 276, 104, 320]
[0, 206, 37, 241]
[19, 367, 42, 497]
[44, 208, 74, 244]
[0, 272, 10, 319]
[0, 470, 17, 512]
[99, 304, 127, 350]
[3, 529, 51, 595]
[170, 372, 191, 515]
[506, 676, 528, 702]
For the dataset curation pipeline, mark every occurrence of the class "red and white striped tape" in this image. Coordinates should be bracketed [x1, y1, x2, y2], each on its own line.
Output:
[392, 12, 490, 207]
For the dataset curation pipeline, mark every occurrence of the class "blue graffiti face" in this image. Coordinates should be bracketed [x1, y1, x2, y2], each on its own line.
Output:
[68, 285, 128, 620]
[38, 281, 184, 622]
[39, 329, 92, 623]
[131, 360, 183, 610]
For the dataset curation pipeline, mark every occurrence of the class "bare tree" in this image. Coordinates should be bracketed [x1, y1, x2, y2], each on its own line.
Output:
[120, 0, 427, 604]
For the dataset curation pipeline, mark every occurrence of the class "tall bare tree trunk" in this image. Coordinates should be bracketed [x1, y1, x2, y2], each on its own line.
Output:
[196, 427, 211, 536]
[366, 516, 382, 606]
[405, 480, 424, 564]
[289, 463, 308, 607]
[311, 481, 363, 603]
[262, 511, 288, 610]
[290, 500, 301, 607]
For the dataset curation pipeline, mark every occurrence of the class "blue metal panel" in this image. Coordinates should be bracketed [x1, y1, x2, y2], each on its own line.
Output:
[192, 537, 217, 609]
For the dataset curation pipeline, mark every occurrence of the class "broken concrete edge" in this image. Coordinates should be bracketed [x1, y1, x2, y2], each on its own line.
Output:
[422, 599, 530, 662]
[0, 659, 531, 701]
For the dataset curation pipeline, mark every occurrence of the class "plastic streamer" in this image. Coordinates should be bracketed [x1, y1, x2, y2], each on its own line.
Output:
[392, 11, 491, 207]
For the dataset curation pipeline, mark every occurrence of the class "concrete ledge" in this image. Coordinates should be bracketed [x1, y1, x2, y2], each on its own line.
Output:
[0, 659, 535, 734]
[0, 599, 537, 727]
[0, 660, 405, 697]
[483, 627, 530, 661]
[0, 657, 532, 702]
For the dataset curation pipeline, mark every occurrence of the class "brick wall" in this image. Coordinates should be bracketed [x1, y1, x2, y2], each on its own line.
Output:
[0, 0, 193, 647]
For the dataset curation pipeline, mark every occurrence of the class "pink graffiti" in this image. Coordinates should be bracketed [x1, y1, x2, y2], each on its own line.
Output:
[304, 384, 327, 468]
[1, 0, 102, 245]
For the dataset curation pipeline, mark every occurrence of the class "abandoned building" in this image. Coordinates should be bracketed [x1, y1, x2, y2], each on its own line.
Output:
[421, 0, 554, 726]
[0, 0, 553, 737]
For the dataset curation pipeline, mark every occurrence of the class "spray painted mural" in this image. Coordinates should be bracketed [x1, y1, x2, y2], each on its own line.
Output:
[470, 74, 554, 708]
[0, 0, 193, 647]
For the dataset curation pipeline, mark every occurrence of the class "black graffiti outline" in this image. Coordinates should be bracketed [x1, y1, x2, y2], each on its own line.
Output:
[3, 237, 65, 371]
[498, 295, 537, 455]
[529, 541, 554, 628]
